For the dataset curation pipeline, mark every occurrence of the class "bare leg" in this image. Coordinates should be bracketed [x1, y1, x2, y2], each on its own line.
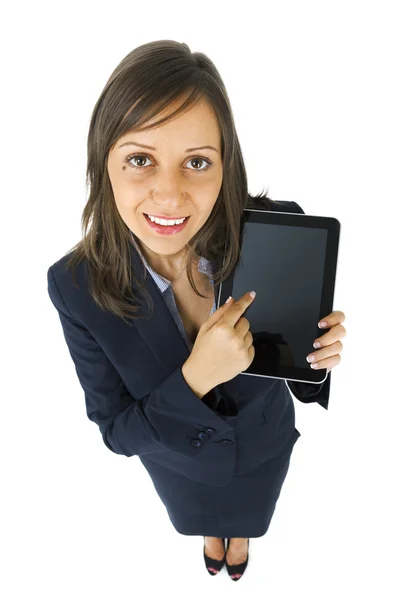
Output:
[204, 536, 225, 561]
[226, 537, 249, 565]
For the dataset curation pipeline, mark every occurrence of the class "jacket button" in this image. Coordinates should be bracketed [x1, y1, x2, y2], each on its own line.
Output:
[205, 427, 216, 435]
[219, 439, 234, 445]
[197, 431, 209, 441]
[190, 439, 203, 448]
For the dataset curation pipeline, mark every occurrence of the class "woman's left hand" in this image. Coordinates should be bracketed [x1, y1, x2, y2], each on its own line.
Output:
[306, 311, 346, 374]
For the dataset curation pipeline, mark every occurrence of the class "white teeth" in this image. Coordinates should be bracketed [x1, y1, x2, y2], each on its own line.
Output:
[147, 214, 187, 226]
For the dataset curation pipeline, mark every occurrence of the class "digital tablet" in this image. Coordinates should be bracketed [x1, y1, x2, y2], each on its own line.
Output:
[216, 206, 341, 385]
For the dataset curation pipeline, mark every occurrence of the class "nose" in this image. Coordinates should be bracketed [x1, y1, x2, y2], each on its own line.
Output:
[150, 177, 188, 213]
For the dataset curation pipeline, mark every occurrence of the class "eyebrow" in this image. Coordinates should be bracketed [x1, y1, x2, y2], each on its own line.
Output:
[117, 140, 219, 153]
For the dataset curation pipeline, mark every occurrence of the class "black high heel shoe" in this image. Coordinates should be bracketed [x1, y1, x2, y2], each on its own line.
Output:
[225, 538, 250, 581]
[203, 537, 226, 575]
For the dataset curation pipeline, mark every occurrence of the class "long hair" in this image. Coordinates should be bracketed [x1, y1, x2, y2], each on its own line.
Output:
[63, 39, 275, 325]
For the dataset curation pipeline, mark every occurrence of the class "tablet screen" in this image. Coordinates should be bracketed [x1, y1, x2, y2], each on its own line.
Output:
[218, 207, 340, 385]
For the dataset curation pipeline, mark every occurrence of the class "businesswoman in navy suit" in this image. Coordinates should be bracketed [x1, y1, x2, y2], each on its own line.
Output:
[47, 40, 346, 581]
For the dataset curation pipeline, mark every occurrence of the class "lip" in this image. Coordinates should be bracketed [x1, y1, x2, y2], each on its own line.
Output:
[143, 213, 190, 235]
[143, 213, 189, 220]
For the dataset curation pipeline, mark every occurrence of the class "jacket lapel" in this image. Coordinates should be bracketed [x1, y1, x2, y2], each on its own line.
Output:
[127, 240, 227, 411]
[128, 240, 191, 368]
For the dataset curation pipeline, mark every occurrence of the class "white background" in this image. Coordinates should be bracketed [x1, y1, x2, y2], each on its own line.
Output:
[2, 0, 399, 598]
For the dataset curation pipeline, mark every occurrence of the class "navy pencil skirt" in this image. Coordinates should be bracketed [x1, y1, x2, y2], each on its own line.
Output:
[139, 430, 300, 538]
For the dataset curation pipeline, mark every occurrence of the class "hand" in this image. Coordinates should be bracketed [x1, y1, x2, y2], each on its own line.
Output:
[306, 311, 346, 374]
[183, 291, 257, 394]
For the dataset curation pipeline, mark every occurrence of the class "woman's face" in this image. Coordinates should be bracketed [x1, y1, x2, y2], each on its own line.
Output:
[107, 97, 223, 275]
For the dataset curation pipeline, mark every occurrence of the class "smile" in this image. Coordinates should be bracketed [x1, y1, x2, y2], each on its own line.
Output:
[143, 213, 191, 235]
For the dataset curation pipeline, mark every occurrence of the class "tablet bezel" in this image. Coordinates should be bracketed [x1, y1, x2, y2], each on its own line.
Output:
[216, 207, 341, 385]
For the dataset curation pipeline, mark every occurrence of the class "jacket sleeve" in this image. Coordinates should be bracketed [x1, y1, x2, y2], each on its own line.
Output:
[286, 374, 330, 410]
[47, 267, 227, 458]
[284, 200, 331, 411]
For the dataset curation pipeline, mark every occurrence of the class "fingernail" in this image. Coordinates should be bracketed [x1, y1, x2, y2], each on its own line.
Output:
[249, 291, 256, 299]
[225, 296, 232, 304]
[319, 321, 327, 328]
[313, 342, 321, 349]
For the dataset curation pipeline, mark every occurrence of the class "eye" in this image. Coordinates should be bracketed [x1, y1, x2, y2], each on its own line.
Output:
[124, 153, 213, 174]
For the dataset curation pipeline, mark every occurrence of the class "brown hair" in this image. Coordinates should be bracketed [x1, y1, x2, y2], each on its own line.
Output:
[63, 39, 275, 325]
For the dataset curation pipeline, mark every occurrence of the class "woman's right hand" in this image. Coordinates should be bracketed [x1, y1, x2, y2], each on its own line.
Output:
[186, 291, 257, 389]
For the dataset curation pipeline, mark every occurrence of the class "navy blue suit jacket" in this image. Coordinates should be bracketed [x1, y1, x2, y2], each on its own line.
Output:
[47, 200, 331, 486]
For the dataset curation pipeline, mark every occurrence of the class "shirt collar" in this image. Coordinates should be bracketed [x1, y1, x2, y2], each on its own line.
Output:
[129, 231, 215, 292]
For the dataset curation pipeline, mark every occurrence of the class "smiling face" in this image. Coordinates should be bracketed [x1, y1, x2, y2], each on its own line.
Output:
[107, 96, 223, 278]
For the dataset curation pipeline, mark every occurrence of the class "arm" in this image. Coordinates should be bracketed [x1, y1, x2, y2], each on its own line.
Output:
[286, 374, 330, 410]
[47, 267, 227, 457]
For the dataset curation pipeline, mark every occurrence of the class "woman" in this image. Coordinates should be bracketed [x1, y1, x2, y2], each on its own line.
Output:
[47, 40, 345, 581]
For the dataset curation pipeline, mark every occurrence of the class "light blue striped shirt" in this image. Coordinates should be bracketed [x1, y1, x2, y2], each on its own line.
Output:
[130, 232, 217, 352]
